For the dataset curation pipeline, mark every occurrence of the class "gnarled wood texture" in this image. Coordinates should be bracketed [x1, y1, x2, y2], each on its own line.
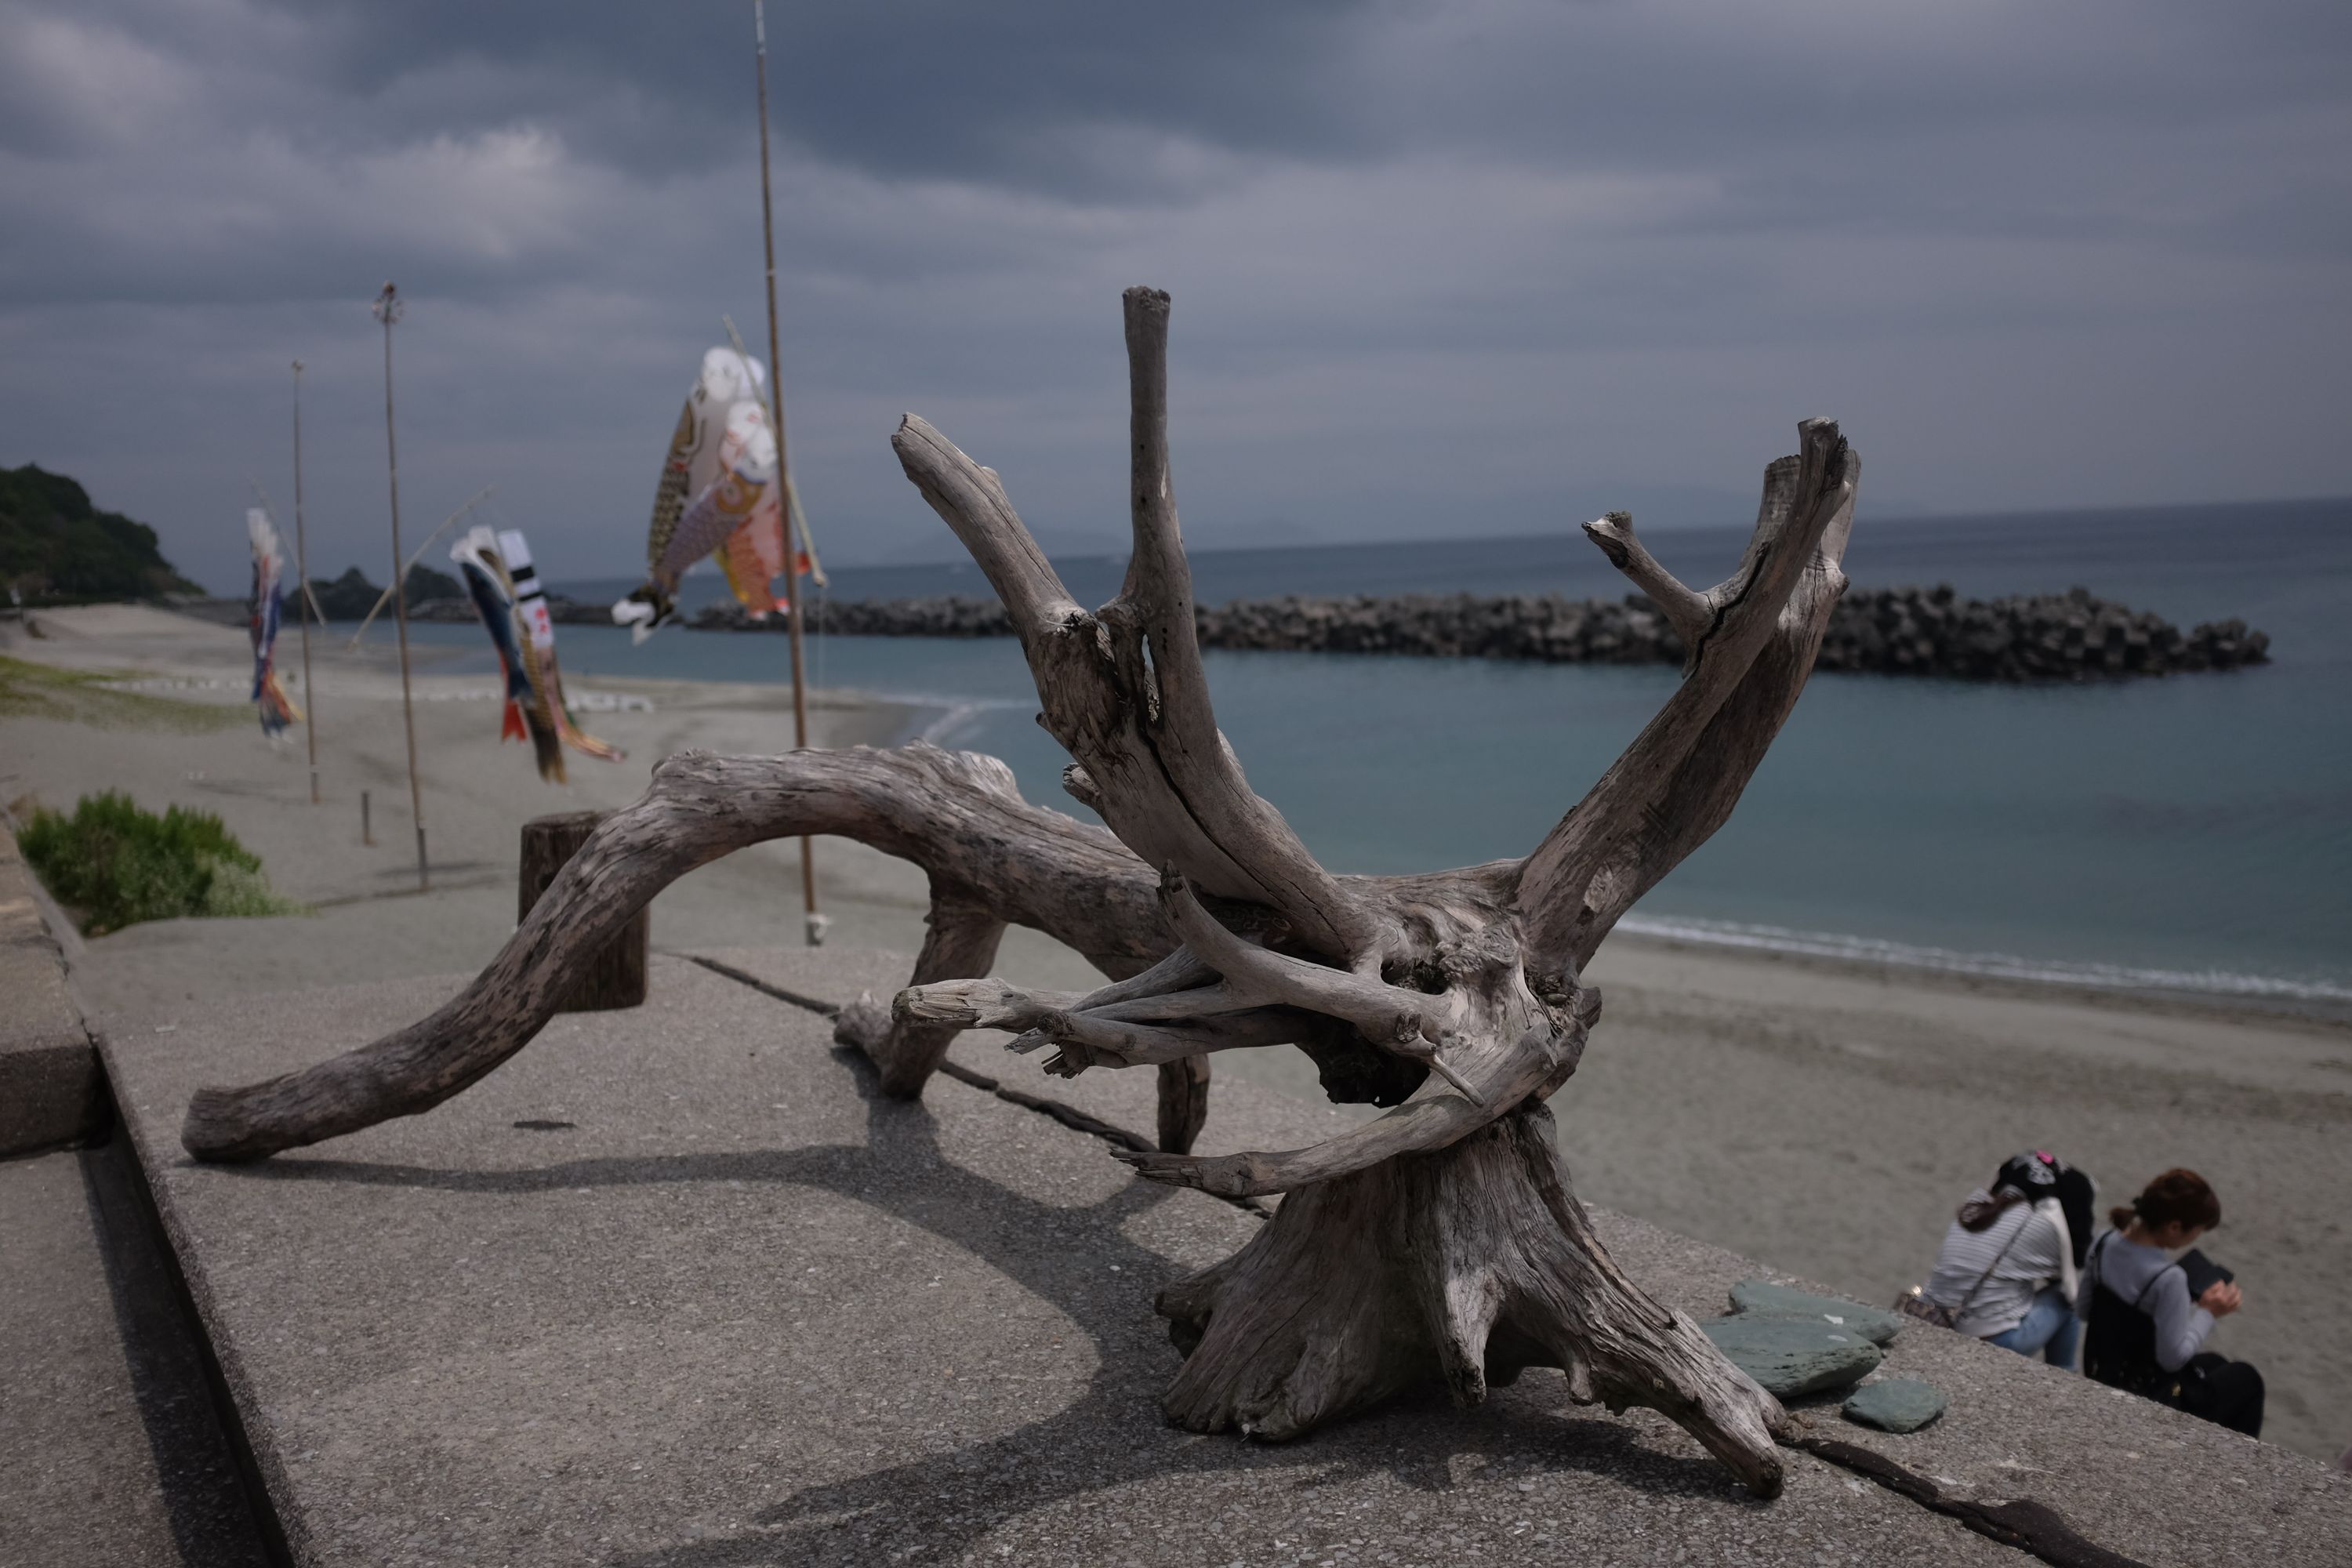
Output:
[180, 285, 1859, 1496]
[1158, 1102, 1782, 1495]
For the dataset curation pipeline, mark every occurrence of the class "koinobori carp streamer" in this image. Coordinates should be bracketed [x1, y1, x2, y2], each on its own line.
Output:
[452, 524, 622, 782]
[612, 347, 807, 643]
[245, 507, 303, 737]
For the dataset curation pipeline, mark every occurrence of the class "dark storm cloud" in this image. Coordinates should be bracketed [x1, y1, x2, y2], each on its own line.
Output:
[1, 0, 2347, 593]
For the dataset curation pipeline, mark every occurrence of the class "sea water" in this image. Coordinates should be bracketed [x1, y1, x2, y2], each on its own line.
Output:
[374, 498, 2352, 1009]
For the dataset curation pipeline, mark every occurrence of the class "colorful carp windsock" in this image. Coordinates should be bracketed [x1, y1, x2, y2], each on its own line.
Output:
[452, 525, 564, 782]
[612, 347, 798, 644]
[245, 508, 303, 736]
[495, 528, 623, 769]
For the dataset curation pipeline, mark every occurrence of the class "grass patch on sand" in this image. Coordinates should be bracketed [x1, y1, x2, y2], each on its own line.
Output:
[18, 790, 304, 935]
[0, 654, 249, 732]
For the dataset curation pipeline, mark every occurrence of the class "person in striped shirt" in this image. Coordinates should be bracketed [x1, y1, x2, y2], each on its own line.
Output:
[1919, 1150, 2096, 1368]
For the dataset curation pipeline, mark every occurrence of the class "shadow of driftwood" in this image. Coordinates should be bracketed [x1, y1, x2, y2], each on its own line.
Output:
[212, 1035, 1756, 1565]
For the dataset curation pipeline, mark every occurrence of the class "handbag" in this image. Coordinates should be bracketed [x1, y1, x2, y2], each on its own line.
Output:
[1894, 1207, 2027, 1330]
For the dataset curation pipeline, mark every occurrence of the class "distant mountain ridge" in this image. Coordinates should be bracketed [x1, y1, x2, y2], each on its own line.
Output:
[1, 463, 203, 602]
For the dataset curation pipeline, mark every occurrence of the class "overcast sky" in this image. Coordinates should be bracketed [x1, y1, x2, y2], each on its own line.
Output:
[3, 1, 2348, 593]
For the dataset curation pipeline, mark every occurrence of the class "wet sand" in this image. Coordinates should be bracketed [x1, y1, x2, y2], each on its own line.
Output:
[6, 603, 2347, 1463]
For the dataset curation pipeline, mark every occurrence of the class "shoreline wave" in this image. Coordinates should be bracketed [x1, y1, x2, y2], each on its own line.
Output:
[857, 681, 2352, 1021]
[1616, 913, 2352, 1015]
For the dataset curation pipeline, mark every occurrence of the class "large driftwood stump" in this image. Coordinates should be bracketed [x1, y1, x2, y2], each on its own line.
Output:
[182, 288, 1858, 1497]
[519, 811, 649, 1011]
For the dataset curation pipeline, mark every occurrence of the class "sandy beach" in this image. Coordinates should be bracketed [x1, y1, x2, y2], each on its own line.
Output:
[6, 603, 2348, 1465]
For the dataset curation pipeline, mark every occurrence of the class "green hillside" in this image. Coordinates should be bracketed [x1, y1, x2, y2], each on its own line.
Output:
[1, 464, 202, 603]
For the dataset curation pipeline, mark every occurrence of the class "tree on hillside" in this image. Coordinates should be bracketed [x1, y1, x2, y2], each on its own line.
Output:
[0, 464, 203, 602]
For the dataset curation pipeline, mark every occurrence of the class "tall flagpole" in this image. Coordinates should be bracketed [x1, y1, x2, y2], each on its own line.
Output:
[292, 361, 320, 804]
[374, 282, 429, 890]
[755, 0, 825, 946]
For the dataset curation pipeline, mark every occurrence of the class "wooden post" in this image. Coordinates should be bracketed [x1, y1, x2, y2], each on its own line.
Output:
[753, 0, 826, 948]
[375, 281, 429, 890]
[519, 811, 648, 1011]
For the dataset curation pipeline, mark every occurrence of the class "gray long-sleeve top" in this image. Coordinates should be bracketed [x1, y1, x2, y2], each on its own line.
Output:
[2078, 1232, 2216, 1372]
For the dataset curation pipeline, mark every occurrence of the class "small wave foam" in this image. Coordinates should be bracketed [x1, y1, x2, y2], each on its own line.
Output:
[869, 691, 1029, 749]
[1615, 913, 2352, 1008]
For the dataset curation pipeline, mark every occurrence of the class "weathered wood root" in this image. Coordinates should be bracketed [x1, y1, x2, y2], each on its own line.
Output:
[1155, 1101, 1785, 1497]
[180, 743, 1166, 1163]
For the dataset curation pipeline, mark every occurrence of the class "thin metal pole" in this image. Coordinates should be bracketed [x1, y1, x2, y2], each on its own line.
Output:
[756, 0, 823, 946]
[375, 282, 429, 890]
[292, 361, 320, 804]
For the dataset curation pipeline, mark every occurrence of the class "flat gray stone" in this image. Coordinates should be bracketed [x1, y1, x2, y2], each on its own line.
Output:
[1700, 1315, 1884, 1399]
[1844, 1378, 1950, 1434]
[1730, 1279, 1905, 1346]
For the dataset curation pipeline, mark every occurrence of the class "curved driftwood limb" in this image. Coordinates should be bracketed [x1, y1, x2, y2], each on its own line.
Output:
[1156, 1102, 1784, 1497]
[1108, 289, 1392, 965]
[1580, 510, 1711, 648]
[1156, 1056, 1212, 1156]
[891, 294, 1383, 967]
[840, 888, 1007, 1099]
[1022, 1008, 1305, 1076]
[1111, 985, 1595, 1199]
[1156, 871, 1437, 1044]
[1518, 421, 1858, 972]
[867, 946, 1221, 1152]
[181, 744, 1163, 1161]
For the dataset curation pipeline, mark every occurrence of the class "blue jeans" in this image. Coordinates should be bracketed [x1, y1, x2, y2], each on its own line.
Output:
[1987, 1286, 2080, 1370]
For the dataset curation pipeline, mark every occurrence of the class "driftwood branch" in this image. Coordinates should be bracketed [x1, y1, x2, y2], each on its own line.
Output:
[891, 293, 1382, 967]
[181, 744, 1162, 1161]
[1519, 423, 1857, 973]
[185, 285, 1855, 1497]
[833, 887, 1007, 1099]
[1579, 510, 1711, 647]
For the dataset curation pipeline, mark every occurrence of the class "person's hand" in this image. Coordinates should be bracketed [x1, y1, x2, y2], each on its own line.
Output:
[2199, 1281, 2242, 1318]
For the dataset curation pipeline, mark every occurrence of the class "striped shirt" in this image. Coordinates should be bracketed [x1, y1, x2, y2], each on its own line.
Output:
[1922, 1191, 2071, 1338]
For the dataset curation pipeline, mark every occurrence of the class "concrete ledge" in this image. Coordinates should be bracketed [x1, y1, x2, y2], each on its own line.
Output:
[0, 1142, 274, 1566]
[0, 818, 104, 1156]
[95, 950, 2352, 1567]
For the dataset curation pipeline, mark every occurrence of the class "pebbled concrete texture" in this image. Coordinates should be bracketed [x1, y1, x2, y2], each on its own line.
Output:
[0, 1144, 271, 1567]
[92, 949, 2352, 1567]
[0, 818, 105, 1156]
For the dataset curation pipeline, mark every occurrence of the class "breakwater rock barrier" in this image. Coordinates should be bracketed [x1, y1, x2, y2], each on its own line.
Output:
[674, 584, 2267, 682]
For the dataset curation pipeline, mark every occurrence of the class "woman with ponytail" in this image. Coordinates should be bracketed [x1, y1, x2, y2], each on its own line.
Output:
[2079, 1168, 2264, 1438]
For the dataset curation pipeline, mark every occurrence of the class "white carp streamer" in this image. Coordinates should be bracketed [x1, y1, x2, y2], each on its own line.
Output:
[613, 347, 800, 643]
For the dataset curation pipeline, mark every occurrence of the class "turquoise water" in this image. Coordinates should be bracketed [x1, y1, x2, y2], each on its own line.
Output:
[373, 498, 2352, 1007]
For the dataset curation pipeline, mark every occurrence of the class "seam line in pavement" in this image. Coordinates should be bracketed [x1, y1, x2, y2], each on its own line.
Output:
[680, 952, 1268, 1219]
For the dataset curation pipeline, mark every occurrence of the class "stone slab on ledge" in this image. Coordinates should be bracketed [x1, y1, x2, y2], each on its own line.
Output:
[93, 950, 2352, 1567]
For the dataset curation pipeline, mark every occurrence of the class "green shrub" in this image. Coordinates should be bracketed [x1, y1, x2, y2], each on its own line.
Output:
[17, 791, 302, 935]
